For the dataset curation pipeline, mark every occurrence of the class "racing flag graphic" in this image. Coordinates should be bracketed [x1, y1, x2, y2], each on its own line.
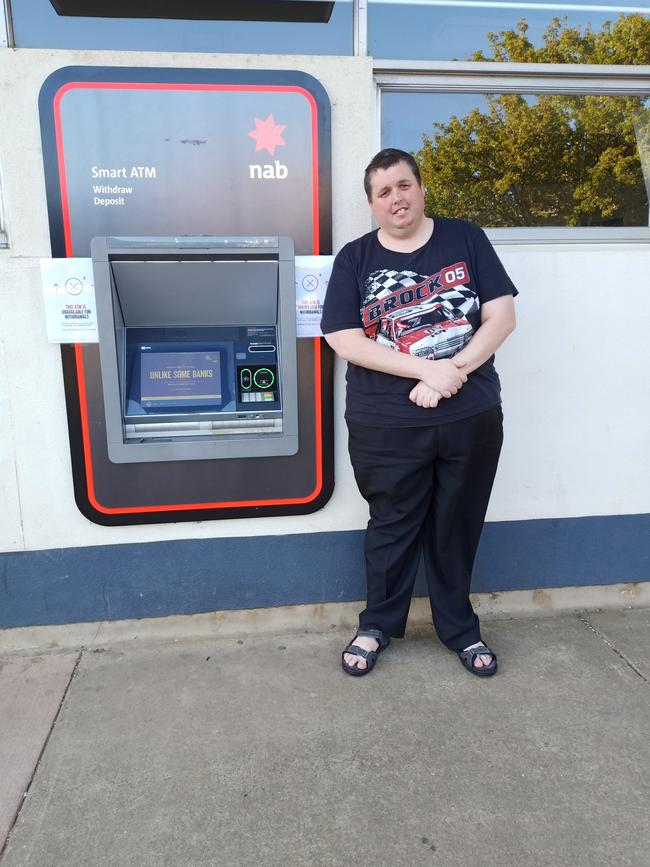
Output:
[361, 262, 479, 360]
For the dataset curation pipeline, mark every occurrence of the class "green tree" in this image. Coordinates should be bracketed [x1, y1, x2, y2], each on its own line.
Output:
[416, 15, 650, 226]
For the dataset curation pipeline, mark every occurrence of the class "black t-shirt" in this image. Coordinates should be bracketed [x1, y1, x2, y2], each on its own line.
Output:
[320, 217, 518, 426]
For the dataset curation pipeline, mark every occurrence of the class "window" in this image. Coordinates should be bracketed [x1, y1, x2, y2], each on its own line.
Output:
[380, 80, 650, 228]
[372, 5, 650, 233]
[12, 0, 354, 54]
[377, 64, 650, 231]
[368, 1, 650, 62]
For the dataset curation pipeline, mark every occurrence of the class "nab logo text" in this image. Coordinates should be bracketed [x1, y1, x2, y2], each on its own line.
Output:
[247, 114, 288, 180]
[249, 161, 288, 180]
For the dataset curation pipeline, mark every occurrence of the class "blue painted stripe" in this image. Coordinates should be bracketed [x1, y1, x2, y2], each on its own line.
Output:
[0, 514, 648, 629]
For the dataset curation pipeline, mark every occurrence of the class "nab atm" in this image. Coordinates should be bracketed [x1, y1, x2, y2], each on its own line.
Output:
[92, 236, 298, 463]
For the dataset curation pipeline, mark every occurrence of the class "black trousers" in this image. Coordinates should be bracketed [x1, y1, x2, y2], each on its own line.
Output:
[347, 406, 503, 651]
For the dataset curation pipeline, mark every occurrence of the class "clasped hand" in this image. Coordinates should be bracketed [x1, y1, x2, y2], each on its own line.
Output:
[409, 358, 467, 408]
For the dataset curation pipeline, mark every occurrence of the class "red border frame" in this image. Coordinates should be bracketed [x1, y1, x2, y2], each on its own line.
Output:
[54, 81, 323, 514]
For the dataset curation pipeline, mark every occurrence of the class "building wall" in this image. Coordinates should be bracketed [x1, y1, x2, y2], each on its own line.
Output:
[0, 48, 648, 628]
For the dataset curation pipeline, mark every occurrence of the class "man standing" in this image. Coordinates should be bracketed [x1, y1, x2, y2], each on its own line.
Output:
[320, 148, 517, 678]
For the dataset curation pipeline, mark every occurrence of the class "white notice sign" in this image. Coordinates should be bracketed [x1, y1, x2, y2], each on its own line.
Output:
[295, 255, 334, 338]
[40, 254, 334, 343]
[40, 258, 99, 343]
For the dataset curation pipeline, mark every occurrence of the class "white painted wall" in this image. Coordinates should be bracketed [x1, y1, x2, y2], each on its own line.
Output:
[491, 244, 650, 521]
[0, 48, 648, 556]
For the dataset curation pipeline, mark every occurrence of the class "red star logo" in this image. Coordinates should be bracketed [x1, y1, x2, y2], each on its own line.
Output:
[247, 114, 286, 157]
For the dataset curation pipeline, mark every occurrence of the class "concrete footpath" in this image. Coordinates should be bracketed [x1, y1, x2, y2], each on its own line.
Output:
[0, 608, 649, 867]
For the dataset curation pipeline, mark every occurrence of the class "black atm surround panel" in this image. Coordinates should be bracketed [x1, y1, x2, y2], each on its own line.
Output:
[38, 66, 334, 523]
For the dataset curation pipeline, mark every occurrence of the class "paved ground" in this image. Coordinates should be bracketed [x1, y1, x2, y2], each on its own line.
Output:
[1, 608, 649, 867]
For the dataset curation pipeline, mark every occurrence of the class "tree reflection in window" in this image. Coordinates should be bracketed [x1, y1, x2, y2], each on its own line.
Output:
[413, 16, 650, 226]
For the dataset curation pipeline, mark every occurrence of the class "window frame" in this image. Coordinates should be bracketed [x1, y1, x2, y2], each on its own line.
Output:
[1, 1, 12, 48]
[0, 186, 7, 248]
[374, 61, 650, 241]
[0, 0, 10, 246]
[0, 155, 7, 248]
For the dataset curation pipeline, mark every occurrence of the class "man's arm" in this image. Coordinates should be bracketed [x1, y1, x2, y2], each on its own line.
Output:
[407, 294, 516, 406]
[321, 242, 464, 396]
[324, 328, 467, 397]
[451, 294, 516, 373]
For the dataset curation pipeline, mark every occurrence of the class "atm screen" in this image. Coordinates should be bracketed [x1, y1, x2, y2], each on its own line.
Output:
[124, 333, 234, 417]
[140, 351, 223, 410]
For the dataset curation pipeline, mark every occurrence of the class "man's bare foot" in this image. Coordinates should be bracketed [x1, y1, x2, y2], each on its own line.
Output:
[463, 641, 494, 669]
[343, 634, 379, 671]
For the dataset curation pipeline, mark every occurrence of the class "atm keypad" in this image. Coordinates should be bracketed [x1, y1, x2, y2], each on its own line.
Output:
[238, 364, 278, 406]
[241, 392, 275, 403]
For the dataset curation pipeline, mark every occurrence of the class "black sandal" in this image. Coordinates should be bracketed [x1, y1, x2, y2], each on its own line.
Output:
[341, 628, 390, 677]
[455, 643, 497, 678]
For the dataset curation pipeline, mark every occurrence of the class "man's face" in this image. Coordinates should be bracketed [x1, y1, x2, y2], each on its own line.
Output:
[367, 161, 426, 237]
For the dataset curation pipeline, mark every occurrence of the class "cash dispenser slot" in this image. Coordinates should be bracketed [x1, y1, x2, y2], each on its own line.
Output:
[92, 236, 298, 463]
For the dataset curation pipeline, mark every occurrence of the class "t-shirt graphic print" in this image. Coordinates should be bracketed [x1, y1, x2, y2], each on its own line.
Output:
[360, 261, 479, 360]
[320, 218, 518, 426]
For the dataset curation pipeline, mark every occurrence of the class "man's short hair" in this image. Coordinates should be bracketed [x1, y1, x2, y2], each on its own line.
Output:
[364, 148, 422, 200]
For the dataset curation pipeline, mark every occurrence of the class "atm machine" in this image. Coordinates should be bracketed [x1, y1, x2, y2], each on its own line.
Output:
[91, 235, 298, 463]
